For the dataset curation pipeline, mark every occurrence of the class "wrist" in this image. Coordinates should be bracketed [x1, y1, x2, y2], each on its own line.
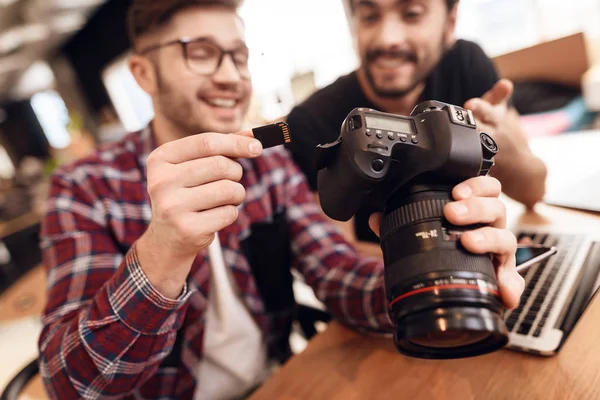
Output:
[135, 230, 196, 299]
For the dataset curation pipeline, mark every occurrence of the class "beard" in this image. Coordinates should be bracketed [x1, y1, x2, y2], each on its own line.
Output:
[153, 64, 206, 136]
[152, 62, 249, 137]
[363, 37, 450, 99]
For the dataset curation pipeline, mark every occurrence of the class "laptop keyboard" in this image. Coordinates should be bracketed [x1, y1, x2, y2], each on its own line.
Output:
[504, 232, 585, 337]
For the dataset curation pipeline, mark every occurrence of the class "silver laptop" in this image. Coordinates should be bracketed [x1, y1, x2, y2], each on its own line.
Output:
[504, 227, 600, 355]
[543, 171, 600, 213]
[529, 131, 600, 213]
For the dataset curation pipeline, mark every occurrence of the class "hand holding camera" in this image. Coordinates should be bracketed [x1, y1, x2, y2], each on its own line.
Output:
[368, 175, 524, 308]
[315, 101, 525, 359]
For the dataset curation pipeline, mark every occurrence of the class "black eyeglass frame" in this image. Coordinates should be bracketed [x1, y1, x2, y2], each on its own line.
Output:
[138, 36, 250, 79]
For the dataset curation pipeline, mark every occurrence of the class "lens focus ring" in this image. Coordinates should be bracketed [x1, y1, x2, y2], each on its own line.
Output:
[381, 198, 449, 241]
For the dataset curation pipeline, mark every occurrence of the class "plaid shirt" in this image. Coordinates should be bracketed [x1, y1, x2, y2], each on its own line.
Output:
[39, 126, 389, 399]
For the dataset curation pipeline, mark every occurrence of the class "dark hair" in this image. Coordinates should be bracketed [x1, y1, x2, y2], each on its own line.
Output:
[127, 0, 241, 46]
[447, 0, 459, 9]
[349, 0, 459, 12]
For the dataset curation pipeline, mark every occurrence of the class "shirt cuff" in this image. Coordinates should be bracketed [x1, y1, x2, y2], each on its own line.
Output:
[106, 243, 193, 335]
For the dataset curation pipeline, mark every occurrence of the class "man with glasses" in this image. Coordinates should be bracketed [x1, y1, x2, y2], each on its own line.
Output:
[38, 0, 524, 399]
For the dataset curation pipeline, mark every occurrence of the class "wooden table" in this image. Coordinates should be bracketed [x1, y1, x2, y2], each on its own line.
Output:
[250, 196, 600, 400]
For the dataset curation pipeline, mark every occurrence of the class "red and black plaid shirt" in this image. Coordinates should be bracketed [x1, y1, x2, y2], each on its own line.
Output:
[39, 126, 389, 399]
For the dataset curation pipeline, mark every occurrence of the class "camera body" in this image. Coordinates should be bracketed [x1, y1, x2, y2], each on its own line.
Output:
[316, 101, 507, 359]
[315, 100, 497, 221]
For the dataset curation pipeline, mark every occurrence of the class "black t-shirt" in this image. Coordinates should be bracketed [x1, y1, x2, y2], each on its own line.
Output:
[286, 39, 499, 243]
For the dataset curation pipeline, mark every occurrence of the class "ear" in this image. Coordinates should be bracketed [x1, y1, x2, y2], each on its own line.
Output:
[129, 53, 159, 95]
[444, 3, 459, 48]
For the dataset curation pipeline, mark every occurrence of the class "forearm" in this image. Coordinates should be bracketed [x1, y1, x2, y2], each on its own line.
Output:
[40, 245, 191, 398]
[490, 109, 547, 208]
[492, 150, 547, 208]
[291, 200, 390, 331]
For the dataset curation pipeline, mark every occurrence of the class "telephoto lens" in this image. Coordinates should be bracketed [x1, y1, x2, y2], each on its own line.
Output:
[380, 181, 508, 359]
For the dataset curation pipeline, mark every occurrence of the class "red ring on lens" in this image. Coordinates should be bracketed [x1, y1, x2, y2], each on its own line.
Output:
[389, 284, 499, 308]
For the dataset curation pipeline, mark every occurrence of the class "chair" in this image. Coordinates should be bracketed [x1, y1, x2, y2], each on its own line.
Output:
[0, 359, 39, 400]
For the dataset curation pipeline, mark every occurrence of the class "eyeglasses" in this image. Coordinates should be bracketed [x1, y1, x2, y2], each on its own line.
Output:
[139, 37, 251, 79]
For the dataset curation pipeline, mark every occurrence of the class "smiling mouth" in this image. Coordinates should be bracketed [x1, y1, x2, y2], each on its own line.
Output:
[373, 57, 415, 69]
[202, 98, 239, 109]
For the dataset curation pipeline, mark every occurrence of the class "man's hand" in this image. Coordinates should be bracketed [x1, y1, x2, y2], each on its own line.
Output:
[464, 79, 547, 208]
[368, 176, 525, 309]
[136, 131, 263, 298]
[464, 79, 514, 153]
[465, 79, 512, 125]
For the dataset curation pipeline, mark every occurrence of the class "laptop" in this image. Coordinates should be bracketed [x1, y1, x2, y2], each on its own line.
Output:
[504, 226, 600, 355]
[543, 171, 600, 213]
[530, 131, 600, 213]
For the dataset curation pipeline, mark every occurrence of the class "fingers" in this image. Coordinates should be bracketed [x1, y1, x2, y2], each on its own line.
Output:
[183, 205, 241, 238]
[369, 213, 383, 238]
[460, 226, 524, 308]
[235, 129, 255, 138]
[494, 251, 525, 310]
[464, 98, 502, 125]
[152, 132, 263, 164]
[452, 176, 502, 200]
[178, 156, 244, 187]
[444, 197, 506, 228]
[465, 80, 513, 126]
[497, 262, 525, 310]
[460, 226, 516, 256]
[448, 177, 505, 227]
[184, 180, 246, 211]
[153, 180, 245, 223]
[482, 79, 513, 105]
[518, 236, 533, 245]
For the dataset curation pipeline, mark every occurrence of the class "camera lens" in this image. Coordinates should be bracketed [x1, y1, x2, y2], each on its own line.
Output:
[380, 182, 509, 359]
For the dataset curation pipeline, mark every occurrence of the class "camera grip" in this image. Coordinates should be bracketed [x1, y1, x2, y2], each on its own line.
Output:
[317, 145, 373, 221]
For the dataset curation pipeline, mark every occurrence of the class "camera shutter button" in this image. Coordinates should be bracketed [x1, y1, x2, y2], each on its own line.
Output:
[371, 158, 385, 172]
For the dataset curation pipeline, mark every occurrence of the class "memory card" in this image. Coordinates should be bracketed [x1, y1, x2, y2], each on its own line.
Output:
[252, 122, 292, 149]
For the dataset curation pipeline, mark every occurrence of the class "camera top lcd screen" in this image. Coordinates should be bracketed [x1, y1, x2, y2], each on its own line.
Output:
[365, 114, 414, 134]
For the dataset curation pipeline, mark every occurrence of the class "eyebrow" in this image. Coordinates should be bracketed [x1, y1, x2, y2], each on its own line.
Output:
[354, 0, 416, 10]
[180, 35, 247, 49]
[354, 0, 378, 9]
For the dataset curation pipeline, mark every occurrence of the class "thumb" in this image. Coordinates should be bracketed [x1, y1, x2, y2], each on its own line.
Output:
[464, 97, 482, 113]
[482, 79, 513, 105]
[233, 129, 254, 138]
[369, 213, 382, 238]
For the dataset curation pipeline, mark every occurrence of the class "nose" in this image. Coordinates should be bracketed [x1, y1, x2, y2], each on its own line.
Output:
[374, 14, 407, 50]
[213, 54, 242, 84]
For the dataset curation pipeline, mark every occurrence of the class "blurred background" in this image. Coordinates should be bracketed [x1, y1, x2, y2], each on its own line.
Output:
[0, 0, 598, 179]
[0, 0, 599, 396]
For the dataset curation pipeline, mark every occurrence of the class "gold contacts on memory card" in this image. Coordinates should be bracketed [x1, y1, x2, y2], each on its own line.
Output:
[252, 122, 292, 149]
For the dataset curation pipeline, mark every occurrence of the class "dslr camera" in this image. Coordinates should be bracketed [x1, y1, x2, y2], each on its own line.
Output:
[315, 100, 507, 359]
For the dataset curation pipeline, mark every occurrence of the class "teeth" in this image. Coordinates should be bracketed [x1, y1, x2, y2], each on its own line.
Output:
[207, 98, 236, 108]
[376, 58, 407, 68]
